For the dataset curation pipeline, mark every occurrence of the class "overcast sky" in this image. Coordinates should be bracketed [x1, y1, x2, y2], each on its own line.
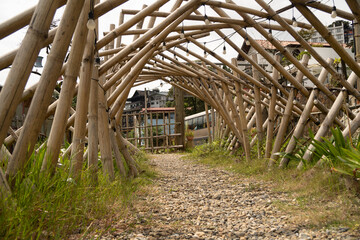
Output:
[0, 0, 353, 92]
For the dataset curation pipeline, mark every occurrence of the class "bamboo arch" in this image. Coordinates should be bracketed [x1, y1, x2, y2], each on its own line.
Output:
[0, 0, 359, 194]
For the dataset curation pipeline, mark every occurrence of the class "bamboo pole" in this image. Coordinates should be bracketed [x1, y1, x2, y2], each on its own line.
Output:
[265, 55, 280, 159]
[6, 0, 86, 182]
[70, 18, 96, 179]
[109, 49, 158, 118]
[212, 4, 348, 123]
[251, 54, 264, 158]
[269, 54, 309, 167]
[107, 24, 116, 97]
[346, 1, 360, 23]
[221, 82, 244, 143]
[0, 167, 11, 198]
[175, 87, 185, 148]
[97, 0, 169, 53]
[0, 0, 67, 40]
[133, 5, 147, 41]
[109, 123, 126, 177]
[250, 119, 269, 147]
[97, 75, 115, 181]
[0, 0, 128, 71]
[211, 107, 215, 141]
[87, 66, 100, 180]
[99, 0, 200, 76]
[299, 70, 359, 169]
[257, 0, 360, 102]
[42, 0, 90, 173]
[295, 0, 354, 20]
[205, 0, 312, 28]
[292, 1, 360, 98]
[205, 104, 212, 144]
[122, 9, 286, 31]
[102, 5, 201, 99]
[0, 0, 60, 150]
[115, 127, 139, 178]
[230, 59, 251, 161]
[210, 81, 243, 144]
[279, 58, 332, 168]
[0, 145, 11, 165]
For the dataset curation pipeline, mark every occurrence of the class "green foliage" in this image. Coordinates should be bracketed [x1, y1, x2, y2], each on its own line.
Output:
[280, 127, 360, 179]
[297, 28, 315, 41]
[297, 51, 311, 61]
[0, 147, 155, 239]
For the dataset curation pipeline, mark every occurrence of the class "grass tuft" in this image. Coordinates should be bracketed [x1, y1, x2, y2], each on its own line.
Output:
[0, 148, 156, 239]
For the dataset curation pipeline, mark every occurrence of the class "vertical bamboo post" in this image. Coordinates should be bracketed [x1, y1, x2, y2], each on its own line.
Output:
[97, 74, 115, 181]
[251, 54, 264, 158]
[7, 0, 86, 181]
[156, 113, 159, 149]
[0, 0, 59, 148]
[87, 65, 100, 180]
[144, 89, 149, 149]
[43, 0, 90, 173]
[205, 104, 212, 144]
[211, 107, 215, 141]
[107, 24, 116, 97]
[134, 115, 139, 148]
[116, 11, 124, 49]
[150, 112, 154, 152]
[354, 20, 360, 92]
[70, 17, 96, 179]
[175, 86, 185, 148]
[133, 4, 147, 41]
[265, 55, 280, 159]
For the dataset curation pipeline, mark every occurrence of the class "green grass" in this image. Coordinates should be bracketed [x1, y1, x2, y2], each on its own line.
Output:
[0, 148, 156, 239]
[186, 140, 360, 230]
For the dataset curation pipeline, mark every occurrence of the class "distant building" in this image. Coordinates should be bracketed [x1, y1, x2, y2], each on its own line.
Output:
[124, 88, 173, 114]
[310, 21, 353, 45]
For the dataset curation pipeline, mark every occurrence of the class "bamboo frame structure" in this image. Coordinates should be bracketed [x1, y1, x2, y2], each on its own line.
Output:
[0, 0, 360, 193]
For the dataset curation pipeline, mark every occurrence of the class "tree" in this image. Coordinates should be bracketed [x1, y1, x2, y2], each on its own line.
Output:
[298, 28, 315, 41]
[166, 86, 205, 115]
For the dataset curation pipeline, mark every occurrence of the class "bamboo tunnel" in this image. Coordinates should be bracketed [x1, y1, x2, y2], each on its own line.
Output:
[1, 0, 360, 193]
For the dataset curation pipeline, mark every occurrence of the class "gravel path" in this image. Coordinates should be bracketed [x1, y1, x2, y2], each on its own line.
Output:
[95, 154, 359, 240]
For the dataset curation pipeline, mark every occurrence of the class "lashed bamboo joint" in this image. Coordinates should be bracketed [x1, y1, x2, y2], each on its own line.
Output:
[0, 0, 359, 193]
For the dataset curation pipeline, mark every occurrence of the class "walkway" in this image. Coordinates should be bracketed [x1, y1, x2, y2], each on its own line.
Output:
[94, 154, 356, 240]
